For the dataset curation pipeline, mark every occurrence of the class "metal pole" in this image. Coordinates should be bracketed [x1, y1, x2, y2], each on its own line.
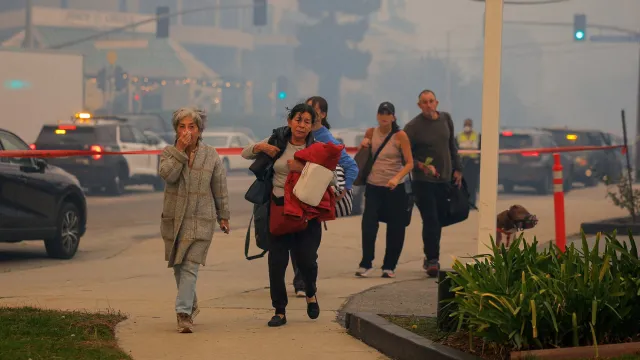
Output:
[635, 47, 640, 181]
[476, 0, 504, 255]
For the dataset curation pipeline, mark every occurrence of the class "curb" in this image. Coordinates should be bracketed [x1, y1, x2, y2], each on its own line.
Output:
[344, 312, 479, 360]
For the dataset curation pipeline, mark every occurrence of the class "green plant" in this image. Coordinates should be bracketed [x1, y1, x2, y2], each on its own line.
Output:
[447, 232, 640, 351]
[606, 174, 640, 222]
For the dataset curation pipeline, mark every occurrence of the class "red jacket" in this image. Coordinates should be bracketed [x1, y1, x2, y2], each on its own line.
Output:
[283, 142, 344, 223]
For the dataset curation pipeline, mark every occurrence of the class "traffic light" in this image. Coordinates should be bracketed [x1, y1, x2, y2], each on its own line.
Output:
[573, 14, 586, 41]
[156, 6, 170, 38]
[275, 75, 288, 100]
[253, 0, 267, 26]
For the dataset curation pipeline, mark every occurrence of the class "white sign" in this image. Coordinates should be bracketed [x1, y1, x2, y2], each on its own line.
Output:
[32, 7, 155, 32]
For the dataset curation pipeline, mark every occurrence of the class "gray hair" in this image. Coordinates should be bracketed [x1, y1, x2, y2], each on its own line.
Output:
[171, 107, 206, 132]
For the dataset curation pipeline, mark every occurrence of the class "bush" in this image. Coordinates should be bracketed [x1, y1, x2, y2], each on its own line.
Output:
[447, 233, 640, 351]
[606, 174, 640, 221]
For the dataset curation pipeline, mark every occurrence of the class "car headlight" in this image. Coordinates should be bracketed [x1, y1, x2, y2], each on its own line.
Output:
[574, 156, 587, 167]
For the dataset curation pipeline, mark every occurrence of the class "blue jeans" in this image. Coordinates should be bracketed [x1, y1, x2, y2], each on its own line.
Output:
[173, 260, 199, 315]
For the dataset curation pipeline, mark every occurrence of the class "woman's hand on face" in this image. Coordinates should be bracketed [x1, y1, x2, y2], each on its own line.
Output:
[257, 143, 280, 158]
[176, 131, 191, 152]
[287, 159, 305, 172]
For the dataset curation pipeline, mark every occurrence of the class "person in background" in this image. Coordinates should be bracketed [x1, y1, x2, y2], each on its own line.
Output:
[404, 90, 462, 278]
[241, 103, 322, 328]
[457, 118, 480, 206]
[159, 107, 231, 333]
[287, 96, 359, 297]
[356, 102, 414, 278]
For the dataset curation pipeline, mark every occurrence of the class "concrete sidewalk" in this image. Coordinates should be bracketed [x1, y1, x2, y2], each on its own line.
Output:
[0, 186, 626, 359]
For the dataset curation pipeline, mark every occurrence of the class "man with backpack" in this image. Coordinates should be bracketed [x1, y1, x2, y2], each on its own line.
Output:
[404, 90, 463, 278]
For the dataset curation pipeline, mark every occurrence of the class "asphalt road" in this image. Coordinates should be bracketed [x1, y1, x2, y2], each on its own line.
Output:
[0, 178, 588, 273]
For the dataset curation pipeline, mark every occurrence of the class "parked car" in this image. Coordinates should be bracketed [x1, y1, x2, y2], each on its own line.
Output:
[499, 128, 574, 195]
[540, 127, 624, 186]
[32, 112, 166, 195]
[200, 131, 255, 172]
[0, 128, 87, 259]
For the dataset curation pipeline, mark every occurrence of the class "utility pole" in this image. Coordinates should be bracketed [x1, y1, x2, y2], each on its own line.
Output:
[22, 0, 34, 49]
[445, 30, 452, 112]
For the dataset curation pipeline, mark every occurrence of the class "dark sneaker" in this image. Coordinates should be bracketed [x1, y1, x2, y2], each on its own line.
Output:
[424, 259, 440, 278]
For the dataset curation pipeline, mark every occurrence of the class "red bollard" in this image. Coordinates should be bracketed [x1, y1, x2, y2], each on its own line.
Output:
[552, 153, 566, 252]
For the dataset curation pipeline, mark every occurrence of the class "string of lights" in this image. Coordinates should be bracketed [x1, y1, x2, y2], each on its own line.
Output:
[87, 75, 252, 90]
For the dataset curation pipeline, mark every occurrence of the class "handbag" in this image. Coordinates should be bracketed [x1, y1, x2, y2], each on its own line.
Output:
[441, 177, 471, 227]
[333, 165, 354, 217]
[293, 162, 335, 207]
[353, 128, 396, 186]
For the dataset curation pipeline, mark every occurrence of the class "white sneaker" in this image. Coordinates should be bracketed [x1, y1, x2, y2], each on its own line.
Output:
[295, 290, 306, 297]
[381, 270, 396, 278]
[355, 267, 375, 277]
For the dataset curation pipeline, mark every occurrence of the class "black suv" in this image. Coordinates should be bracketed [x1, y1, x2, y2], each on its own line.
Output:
[33, 116, 165, 195]
[0, 128, 87, 259]
[541, 127, 623, 186]
[499, 128, 574, 195]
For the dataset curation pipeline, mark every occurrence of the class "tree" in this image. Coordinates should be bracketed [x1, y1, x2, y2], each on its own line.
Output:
[295, 0, 382, 120]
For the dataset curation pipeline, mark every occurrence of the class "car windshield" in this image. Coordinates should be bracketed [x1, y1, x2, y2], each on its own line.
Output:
[36, 125, 97, 144]
[202, 135, 228, 147]
[499, 134, 532, 149]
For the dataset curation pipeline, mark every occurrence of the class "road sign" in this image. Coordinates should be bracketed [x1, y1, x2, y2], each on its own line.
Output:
[107, 50, 117, 65]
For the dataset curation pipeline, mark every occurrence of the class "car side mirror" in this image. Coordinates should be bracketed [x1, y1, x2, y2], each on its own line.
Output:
[20, 158, 46, 173]
[35, 158, 47, 170]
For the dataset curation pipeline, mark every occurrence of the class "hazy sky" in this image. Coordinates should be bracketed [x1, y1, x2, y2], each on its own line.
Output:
[401, 0, 639, 136]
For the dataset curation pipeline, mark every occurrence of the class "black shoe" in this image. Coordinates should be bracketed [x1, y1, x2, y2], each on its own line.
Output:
[268, 314, 287, 327]
[307, 296, 320, 320]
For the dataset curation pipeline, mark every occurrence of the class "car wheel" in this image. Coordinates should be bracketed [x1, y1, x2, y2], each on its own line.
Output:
[44, 202, 81, 259]
[106, 165, 126, 196]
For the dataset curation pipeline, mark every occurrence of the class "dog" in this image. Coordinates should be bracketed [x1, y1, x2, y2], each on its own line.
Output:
[496, 205, 538, 247]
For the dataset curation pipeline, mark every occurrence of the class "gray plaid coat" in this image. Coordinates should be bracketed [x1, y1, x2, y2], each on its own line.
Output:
[159, 144, 230, 267]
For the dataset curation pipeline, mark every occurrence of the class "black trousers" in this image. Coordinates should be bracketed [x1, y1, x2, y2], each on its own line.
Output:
[462, 157, 480, 205]
[413, 181, 448, 262]
[290, 251, 306, 292]
[359, 184, 408, 271]
[268, 219, 322, 315]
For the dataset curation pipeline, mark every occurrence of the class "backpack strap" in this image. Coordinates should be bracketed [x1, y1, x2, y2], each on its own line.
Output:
[244, 214, 267, 260]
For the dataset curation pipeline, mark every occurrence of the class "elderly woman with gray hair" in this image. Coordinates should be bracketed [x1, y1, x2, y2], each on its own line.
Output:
[159, 107, 231, 333]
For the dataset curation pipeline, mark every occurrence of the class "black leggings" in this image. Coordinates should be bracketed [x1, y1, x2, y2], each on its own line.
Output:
[268, 219, 322, 315]
[359, 184, 408, 271]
